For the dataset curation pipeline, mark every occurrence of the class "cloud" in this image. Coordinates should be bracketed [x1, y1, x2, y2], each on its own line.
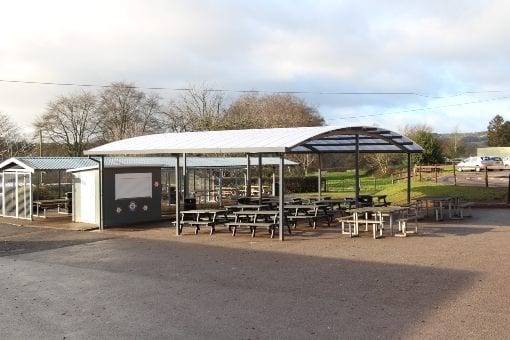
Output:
[1, 0, 510, 134]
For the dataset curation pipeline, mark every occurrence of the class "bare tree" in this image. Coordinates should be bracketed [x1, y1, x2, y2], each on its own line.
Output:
[363, 153, 403, 175]
[0, 112, 32, 159]
[441, 127, 466, 160]
[161, 83, 226, 132]
[221, 93, 326, 174]
[223, 93, 324, 129]
[96, 82, 162, 142]
[362, 124, 435, 174]
[34, 92, 99, 156]
[400, 124, 433, 137]
[162, 88, 324, 133]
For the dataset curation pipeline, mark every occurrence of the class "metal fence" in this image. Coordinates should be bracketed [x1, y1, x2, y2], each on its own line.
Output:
[324, 176, 394, 192]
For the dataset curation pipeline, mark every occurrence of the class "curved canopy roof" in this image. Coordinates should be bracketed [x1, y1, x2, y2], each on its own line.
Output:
[85, 126, 423, 155]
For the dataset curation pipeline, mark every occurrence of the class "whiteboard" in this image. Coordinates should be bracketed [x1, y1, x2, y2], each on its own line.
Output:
[115, 173, 152, 200]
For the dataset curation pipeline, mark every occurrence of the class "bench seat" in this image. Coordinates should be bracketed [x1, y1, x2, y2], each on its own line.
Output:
[287, 211, 333, 229]
[394, 217, 418, 237]
[224, 222, 276, 237]
[337, 216, 383, 239]
[458, 202, 473, 218]
[337, 216, 358, 237]
[172, 220, 216, 235]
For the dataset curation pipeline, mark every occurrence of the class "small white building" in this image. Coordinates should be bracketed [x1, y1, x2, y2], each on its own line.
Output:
[477, 147, 510, 157]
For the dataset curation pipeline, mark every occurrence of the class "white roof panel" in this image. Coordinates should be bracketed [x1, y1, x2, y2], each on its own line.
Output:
[86, 126, 334, 155]
[85, 126, 423, 155]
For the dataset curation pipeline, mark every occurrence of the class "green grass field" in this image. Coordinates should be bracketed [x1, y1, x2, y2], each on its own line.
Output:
[310, 171, 507, 205]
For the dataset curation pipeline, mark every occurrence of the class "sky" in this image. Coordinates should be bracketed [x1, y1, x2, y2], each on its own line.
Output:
[1, 0, 510, 136]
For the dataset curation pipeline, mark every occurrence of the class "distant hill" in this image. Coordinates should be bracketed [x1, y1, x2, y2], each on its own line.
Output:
[435, 131, 487, 155]
[437, 131, 487, 144]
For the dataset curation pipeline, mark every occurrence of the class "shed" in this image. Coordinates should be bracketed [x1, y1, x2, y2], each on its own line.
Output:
[0, 157, 94, 220]
[69, 165, 162, 227]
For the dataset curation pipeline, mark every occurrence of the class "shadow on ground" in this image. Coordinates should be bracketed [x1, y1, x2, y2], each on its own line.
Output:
[0, 223, 477, 339]
[0, 224, 116, 256]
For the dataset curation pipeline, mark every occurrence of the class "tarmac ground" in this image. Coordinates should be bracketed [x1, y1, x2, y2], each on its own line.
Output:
[1, 208, 509, 339]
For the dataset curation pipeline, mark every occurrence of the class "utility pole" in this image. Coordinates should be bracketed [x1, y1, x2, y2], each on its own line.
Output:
[39, 129, 43, 157]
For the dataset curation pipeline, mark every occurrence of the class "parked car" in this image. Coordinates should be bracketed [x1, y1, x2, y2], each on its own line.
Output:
[456, 156, 496, 172]
[489, 156, 504, 166]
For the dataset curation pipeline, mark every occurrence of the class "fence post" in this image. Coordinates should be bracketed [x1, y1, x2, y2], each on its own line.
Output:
[485, 167, 489, 188]
[507, 174, 510, 204]
[453, 162, 457, 186]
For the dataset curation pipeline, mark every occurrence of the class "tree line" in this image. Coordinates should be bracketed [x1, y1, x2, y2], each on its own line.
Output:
[32, 82, 324, 156]
[0, 81, 509, 175]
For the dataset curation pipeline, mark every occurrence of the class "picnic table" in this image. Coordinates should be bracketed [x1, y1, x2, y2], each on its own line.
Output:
[284, 204, 333, 229]
[315, 199, 356, 212]
[341, 207, 384, 239]
[340, 205, 411, 239]
[416, 195, 459, 221]
[358, 194, 390, 207]
[307, 196, 332, 202]
[33, 199, 70, 218]
[223, 204, 269, 212]
[173, 209, 226, 235]
[224, 210, 290, 238]
[247, 197, 280, 208]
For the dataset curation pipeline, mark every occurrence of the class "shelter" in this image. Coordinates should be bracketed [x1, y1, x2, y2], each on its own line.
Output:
[86, 126, 423, 240]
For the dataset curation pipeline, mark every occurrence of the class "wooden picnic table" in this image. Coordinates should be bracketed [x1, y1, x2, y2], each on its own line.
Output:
[358, 194, 390, 207]
[223, 204, 269, 212]
[315, 199, 355, 211]
[416, 195, 459, 221]
[173, 209, 226, 235]
[345, 205, 408, 237]
[225, 210, 290, 238]
[33, 199, 70, 218]
[284, 204, 333, 229]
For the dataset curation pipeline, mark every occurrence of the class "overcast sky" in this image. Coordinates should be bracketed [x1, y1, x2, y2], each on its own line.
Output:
[1, 0, 509, 135]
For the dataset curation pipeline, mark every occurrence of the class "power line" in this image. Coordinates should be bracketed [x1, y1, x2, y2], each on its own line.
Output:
[2, 78, 509, 124]
[327, 96, 510, 122]
[0, 78, 505, 98]
[0, 78, 420, 94]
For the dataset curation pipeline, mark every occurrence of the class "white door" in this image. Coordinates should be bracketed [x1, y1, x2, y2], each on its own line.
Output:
[76, 171, 98, 224]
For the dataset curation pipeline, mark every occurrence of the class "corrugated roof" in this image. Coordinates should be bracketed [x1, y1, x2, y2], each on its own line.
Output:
[85, 126, 423, 155]
[183, 157, 297, 168]
[0, 156, 297, 172]
[101, 157, 296, 168]
[1, 157, 96, 172]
